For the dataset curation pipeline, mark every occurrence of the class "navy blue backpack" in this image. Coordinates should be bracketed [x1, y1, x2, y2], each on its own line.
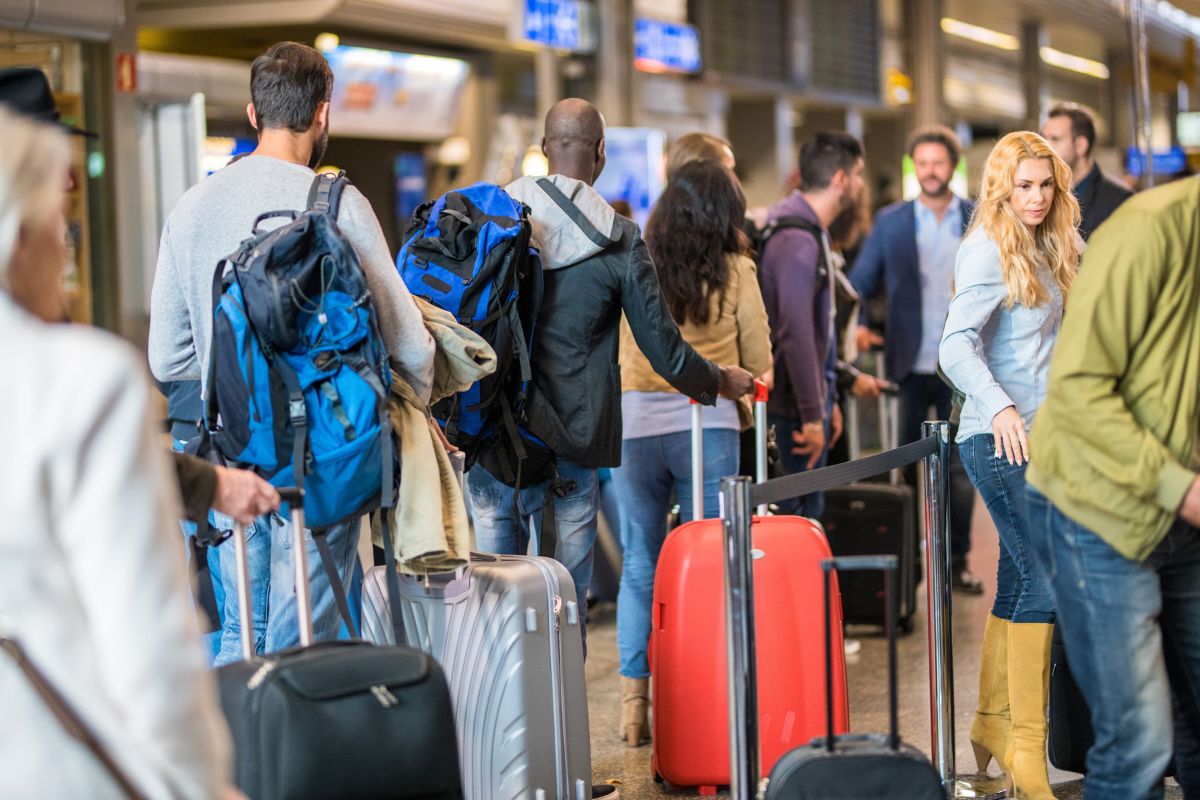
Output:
[396, 183, 545, 486]
[206, 171, 394, 531]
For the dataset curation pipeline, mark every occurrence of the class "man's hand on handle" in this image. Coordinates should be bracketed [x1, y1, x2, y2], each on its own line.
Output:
[717, 364, 756, 400]
[212, 466, 280, 526]
[855, 325, 884, 354]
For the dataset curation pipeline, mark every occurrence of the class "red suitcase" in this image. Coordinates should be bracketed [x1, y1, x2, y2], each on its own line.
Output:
[649, 387, 850, 794]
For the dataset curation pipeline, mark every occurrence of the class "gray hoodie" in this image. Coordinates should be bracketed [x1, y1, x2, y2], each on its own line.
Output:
[505, 175, 719, 468]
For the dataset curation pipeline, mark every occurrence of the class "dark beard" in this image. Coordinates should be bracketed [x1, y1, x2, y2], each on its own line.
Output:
[922, 178, 951, 198]
[308, 127, 329, 170]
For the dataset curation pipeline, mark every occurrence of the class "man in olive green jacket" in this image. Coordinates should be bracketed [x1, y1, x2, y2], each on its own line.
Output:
[1025, 176, 1200, 799]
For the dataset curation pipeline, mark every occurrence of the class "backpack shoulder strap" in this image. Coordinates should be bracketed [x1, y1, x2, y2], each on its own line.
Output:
[762, 214, 824, 247]
[307, 170, 350, 218]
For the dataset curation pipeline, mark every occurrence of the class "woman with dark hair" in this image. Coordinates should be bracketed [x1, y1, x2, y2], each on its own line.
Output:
[611, 159, 772, 746]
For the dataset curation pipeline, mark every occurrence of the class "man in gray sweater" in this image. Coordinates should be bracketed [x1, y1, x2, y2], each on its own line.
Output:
[148, 42, 434, 664]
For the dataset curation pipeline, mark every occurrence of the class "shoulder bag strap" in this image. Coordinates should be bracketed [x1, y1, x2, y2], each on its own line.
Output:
[0, 633, 148, 800]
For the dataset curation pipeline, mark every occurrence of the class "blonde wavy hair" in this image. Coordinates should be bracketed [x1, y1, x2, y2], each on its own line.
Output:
[968, 131, 1080, 308]
[0, 106, 70, 292]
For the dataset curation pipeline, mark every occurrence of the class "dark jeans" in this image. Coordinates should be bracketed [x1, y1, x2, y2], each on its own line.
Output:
[768, 411, 830, 519]
[899, 373, 974, 562]
[1026, 485, 1200, 799]
[959, 434, 1053, 622]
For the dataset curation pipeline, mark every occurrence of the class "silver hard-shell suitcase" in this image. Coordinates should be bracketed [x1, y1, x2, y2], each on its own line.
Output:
[362, 552, 591, 800]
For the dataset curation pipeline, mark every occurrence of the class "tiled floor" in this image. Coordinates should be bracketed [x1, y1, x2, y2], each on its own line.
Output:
[583, 497, 1183, 799]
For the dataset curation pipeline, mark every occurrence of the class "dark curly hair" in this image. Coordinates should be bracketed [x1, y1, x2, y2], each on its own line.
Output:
[645, 160, 751, 326]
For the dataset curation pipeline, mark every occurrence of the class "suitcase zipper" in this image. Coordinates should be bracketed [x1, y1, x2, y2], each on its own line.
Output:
[247, 660, 277, 690]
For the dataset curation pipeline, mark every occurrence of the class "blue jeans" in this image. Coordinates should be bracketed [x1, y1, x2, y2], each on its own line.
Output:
[467, 458, 599, 652]
[610, 429, 739, 679]
[1026, 485, 1200, 799]
[768, 411, 829, 519]
[209, 512, 361, 667]
[959, 434, 1054, 623]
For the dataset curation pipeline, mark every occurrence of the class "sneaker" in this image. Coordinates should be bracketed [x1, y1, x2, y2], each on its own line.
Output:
[844, 638, 862, 656]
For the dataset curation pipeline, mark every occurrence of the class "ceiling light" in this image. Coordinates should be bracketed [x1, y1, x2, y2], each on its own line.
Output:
[1040, 46, 1110, 79]
[315, 33, 340, 53]
[940, 18, 1020, 51]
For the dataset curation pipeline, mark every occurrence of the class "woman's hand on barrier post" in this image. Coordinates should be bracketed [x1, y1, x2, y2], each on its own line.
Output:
[991, 406, 1029, 467]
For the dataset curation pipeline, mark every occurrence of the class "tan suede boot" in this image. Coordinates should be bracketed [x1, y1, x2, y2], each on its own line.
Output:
[970, 614, 1011, 774]
[1004, 622, 1056, 799]
[620, 677, 649, 747]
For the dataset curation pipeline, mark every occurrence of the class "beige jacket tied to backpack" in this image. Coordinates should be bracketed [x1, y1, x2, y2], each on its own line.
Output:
[376, 298, 497, 574]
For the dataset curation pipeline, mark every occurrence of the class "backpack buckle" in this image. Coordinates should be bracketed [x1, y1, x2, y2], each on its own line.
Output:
[288, 399, 306, 423]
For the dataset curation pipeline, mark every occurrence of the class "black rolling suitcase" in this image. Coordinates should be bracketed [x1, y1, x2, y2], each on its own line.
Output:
[216, 491, 462, 800]
[821, 483, 917, 632]
[827, 364, 918, 633]
[1048, 622, 1093, 773]
[766, 555, 943, 799]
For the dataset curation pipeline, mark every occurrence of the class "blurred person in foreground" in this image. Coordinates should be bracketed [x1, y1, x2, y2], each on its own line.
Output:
[0, 64, 279, 530]
[0, 106, 235, 799]
[1025, 173, 1200, 797]
[612, 160, 771, 746]
[1040, 103, 1131, 241]
[940, 131, 1081, 799]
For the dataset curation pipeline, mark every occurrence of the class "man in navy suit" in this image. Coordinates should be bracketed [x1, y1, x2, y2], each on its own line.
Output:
[850, 125, 982, 593]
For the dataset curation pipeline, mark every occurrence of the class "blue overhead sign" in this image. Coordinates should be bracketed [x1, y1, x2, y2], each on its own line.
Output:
[523, 0, 583, 50]
[634, 18, 702, 74]
[1125, 145, 1187, 177]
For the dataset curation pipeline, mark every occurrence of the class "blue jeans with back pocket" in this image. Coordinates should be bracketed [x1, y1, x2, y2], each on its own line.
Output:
[958, 433, 1054, 623]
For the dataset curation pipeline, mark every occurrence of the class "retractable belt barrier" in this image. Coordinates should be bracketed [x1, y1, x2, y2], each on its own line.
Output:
[722, 422, 1007, 800]
[748, 435, 937, 508]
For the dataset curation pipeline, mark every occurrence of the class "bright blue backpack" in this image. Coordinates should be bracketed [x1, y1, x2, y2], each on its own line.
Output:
[205, 171, 394, 530]
[396, 182, 544, 484]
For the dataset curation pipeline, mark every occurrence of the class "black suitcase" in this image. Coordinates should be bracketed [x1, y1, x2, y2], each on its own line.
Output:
[821, 483, 918, 632]
[216, 493, 462, 800]
[1048, 622, 1093, 774]
[765, 555, 943, 799]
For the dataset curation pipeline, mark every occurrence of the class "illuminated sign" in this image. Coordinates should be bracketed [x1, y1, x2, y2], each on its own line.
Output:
[323, 46, 469, 141]
[634, 18, 701, 74]
[524, 0, 583, 50]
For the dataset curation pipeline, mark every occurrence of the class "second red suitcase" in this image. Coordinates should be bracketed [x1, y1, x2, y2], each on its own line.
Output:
[648, 388, 849, 793]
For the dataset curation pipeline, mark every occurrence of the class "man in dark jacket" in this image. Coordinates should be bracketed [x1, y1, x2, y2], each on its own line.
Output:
[469, 98, 754, 637]
[1042, 103, 1132, 240]
[850, 125, 981, 593]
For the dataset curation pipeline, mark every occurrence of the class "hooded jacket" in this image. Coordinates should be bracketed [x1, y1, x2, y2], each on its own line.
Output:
[506, 174, 720, 467]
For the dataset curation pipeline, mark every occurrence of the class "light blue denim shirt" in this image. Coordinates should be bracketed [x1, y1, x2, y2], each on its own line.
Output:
[939, 228, 1064, 444]
[914, 196, 963, 374]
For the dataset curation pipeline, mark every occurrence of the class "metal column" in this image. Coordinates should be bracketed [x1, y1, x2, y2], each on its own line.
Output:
[922, 421, 1006, 799]
[722, 476, 760, 800]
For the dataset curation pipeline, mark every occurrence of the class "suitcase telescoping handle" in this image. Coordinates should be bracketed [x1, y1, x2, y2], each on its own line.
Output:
[690, 380, 770, 521]
[821, 555, 901, 752]
[230, 487, 312, 660]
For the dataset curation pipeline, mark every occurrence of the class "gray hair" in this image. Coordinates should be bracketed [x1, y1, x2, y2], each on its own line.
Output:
[0, 106, 70, 291]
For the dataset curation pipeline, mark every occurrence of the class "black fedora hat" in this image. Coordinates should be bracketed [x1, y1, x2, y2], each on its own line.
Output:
[0, 67, 97, 138]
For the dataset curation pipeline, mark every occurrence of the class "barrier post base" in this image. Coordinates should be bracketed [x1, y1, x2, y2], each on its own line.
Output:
[951, 772, 1008, 798]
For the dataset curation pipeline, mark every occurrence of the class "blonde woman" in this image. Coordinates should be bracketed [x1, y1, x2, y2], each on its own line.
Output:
[0, 107, 235, 798]
[940, 131, 1081, 799]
